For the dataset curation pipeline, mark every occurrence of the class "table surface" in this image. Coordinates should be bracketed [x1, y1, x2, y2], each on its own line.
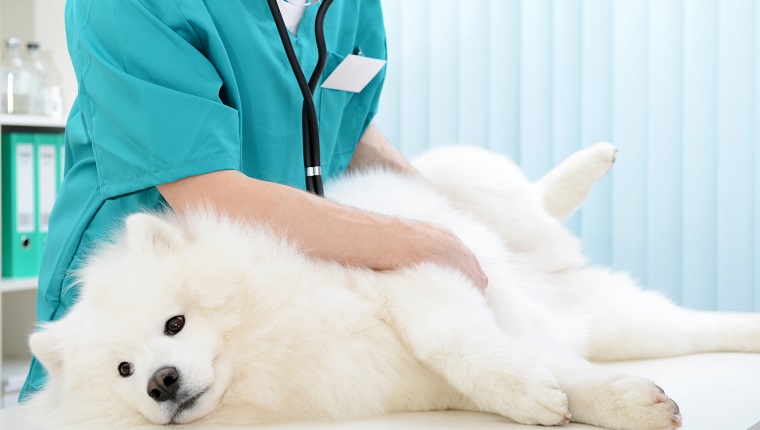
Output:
[2, 353, 759, 430]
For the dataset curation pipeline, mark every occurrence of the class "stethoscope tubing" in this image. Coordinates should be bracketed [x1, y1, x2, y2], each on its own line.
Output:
[266, 0, 334, 196]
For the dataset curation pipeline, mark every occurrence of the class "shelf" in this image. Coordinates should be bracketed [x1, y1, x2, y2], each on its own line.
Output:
[0, 114, 66, 129]
[0, 279, 37, 294]
[1, 357, 30, 408]
[1, 357, 29, 390]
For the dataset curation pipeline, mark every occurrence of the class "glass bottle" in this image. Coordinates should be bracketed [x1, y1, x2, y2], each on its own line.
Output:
[0, 38, 33, 114]
[26, 42, 64, 118]
[26, 42, 44, 115]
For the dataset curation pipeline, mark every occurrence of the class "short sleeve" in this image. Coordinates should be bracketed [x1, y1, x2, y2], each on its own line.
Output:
[68, 0, 241, 199]
[326, 0, 388, 176]
[357, 0, 388, 131]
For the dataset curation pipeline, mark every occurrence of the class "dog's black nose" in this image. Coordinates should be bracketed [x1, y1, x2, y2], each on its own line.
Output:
[147, 366, 180, 402]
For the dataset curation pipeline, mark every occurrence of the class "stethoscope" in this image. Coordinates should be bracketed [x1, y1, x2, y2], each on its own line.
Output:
[265, 0, 334, 196]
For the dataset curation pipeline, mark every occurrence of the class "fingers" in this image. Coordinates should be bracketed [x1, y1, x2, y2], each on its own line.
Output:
[453, 231, 488, 293]
[427, 225, 488, 293]
[469, 255, 489, 293]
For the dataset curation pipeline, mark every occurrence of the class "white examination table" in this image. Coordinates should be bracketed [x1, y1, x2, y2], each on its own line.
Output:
[2, 353, 759, 430]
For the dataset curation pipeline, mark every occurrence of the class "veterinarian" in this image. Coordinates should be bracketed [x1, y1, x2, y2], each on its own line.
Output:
[20, 0, 487, 401]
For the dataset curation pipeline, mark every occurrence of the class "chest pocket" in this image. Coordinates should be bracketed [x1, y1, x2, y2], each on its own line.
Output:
[316, 52, 353, 165]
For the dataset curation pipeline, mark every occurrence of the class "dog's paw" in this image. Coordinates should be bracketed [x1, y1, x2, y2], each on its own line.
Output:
[481, 366, 570, 426]
[580, 142, 618, 181]
[651, 385, 683, 429]
[583, 376, 681, 430]
[624, 381, 681, 430]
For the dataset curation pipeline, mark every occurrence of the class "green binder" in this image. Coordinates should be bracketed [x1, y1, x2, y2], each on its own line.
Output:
[35, 133, 60, 269]
[2, 132, 38, 278]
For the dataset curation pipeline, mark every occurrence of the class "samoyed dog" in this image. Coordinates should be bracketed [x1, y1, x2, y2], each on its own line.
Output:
[27, 144, 760, 429]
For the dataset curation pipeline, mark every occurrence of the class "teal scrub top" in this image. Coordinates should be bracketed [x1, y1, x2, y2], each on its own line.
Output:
[21, 0, 386, 400]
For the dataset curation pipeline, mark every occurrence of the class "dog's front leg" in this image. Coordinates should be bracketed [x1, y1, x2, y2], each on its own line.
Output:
[374, 263, 571, 426]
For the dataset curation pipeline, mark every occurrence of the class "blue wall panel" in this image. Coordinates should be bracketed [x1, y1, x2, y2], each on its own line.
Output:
[647, 0, 683, 305]
[397, 1, 429, 156]
[520, 0, 554, 180]
[377, 0, 759, 311]
[428, 0, 459, 148]
[487, 0, 521, 157]
[716, 0, 755, 311]
[458, 1, 490, 149]
[373, 0, 401, 149]
[611, 0, 649, 282]
[681, 0, 718, 310]
[552, 0, 583, 234]
[756, 1, 760, 312]
[579, 0, 613, 267]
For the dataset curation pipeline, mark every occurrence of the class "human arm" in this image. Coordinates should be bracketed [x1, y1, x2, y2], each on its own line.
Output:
[75, 0, 485, 290]
[157, 170, 488, 290]
[347, 123, 418, 176]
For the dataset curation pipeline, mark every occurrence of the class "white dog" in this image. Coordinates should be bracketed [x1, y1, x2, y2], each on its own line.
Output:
[27, 144, 760, 429]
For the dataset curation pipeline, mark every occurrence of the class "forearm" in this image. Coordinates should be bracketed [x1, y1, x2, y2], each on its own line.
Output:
[157, 170, 428, 270]
[348, 123, 418, 176]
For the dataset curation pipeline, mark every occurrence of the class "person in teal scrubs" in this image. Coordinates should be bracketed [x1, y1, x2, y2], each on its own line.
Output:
[20, 0, 487, 401]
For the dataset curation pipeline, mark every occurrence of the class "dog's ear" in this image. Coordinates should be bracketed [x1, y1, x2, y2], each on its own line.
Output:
[124, 212, 184, 253]
[29, 322, 67, 379]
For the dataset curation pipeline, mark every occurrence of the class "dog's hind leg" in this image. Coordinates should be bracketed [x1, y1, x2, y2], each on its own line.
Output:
[413, 146, 588, 272]
[413, 142, 616, 223]
[533, 142, 617, 221]
[558, 267, 760, 361]
[375, 264, 571, 426]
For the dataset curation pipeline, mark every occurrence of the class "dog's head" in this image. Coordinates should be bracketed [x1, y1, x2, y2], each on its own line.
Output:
[28, 211, 260, 425]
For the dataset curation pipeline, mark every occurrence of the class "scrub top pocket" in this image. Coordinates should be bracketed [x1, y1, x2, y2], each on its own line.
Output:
[317, 52, 353, 163]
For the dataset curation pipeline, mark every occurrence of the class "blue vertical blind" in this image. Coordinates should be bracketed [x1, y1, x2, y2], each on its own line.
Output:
[373, 0, 759, 311]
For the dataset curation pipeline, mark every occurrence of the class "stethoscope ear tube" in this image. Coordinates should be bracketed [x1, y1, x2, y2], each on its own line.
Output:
[266, 0, 334, 196]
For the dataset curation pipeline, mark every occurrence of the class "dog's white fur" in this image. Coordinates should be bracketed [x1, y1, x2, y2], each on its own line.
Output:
[28, 144, 760, 429]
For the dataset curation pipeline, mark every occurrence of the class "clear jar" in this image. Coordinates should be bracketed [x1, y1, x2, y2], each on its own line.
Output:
[26, 42, 44, 115]
[0, 38, 33, 114]
[26, 42, 64, 118]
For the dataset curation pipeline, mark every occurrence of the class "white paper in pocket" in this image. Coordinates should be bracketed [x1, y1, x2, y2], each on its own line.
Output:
[320, 54, 386, 93]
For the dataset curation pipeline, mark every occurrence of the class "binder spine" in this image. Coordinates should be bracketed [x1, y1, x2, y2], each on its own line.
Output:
[1, 132, 37, 278]
[36, 134, 59, 269]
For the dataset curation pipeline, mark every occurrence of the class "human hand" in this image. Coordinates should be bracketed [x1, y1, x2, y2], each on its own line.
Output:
[416, 223, 489, 293]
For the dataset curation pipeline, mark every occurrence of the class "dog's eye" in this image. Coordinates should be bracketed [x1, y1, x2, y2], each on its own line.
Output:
[164, 315, 185, 336]
[118, 362, 134, 377]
